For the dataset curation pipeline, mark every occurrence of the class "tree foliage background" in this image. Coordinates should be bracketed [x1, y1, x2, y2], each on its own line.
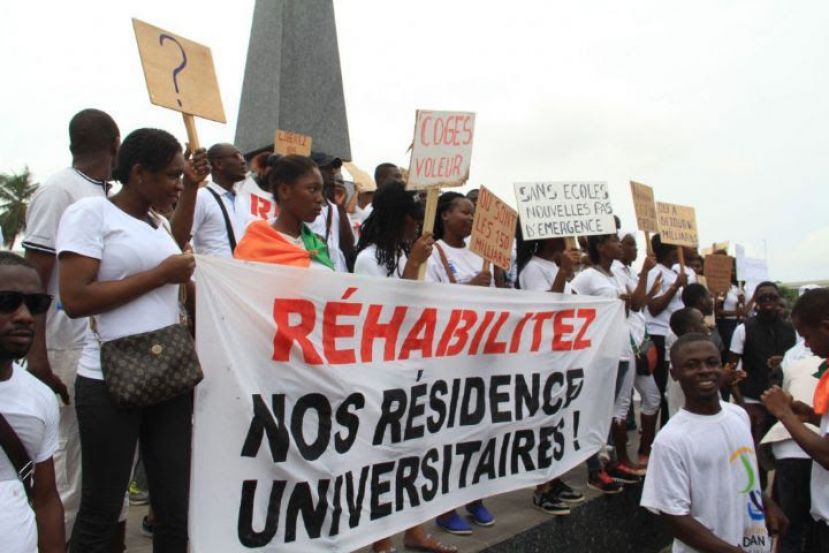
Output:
[0, 168, 38, 248]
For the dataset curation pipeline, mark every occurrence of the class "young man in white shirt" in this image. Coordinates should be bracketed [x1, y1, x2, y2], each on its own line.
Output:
[0, 252, 64, 553]
[763, 288, 829, 552]
[642, 333, 786, 553]
[171, 143, 253, 257]
[309, 152, 354, 272]
[21, 108, 119, 540]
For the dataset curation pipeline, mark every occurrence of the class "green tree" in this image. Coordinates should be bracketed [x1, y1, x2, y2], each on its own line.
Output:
[0, 167, 38, 248]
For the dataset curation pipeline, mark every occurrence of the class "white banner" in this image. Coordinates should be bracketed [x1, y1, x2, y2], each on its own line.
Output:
[190, 256, 626, 552]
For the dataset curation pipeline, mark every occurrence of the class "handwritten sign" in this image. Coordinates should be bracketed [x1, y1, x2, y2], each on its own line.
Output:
[132, 18, 226, 123]
[704, 254, 734, 294]
[407, 110, 475, 190]
[630, 181, 658, 233]
[513, 182, 615, 240]
[469, 186, 518, 270]
[274, 129, 312, 156]
[655, 202, 698, 247]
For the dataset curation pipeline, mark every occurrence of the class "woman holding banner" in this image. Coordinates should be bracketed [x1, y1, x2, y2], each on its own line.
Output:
[425, 192, 494, 535]
[56, 128, 209, 553]
[234, 155, 335, 270]
[354, 182, 456, 553]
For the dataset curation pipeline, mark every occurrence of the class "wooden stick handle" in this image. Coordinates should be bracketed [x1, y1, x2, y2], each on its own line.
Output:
[677, 246, 685, 271]
[182, 113, 200, 151]
[482, 260, 491, 272]
[644, 231, 653, 256]
[417, 188, 440, 281]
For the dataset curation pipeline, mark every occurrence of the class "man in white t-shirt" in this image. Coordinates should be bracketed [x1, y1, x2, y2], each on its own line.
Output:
[21, 108, 118, 539]
[0, 252, 64, 553]
[763, 288, 829, 552]
[642, 333, 786, 553]
[172, 143, 253, 257]
[309, 152, 354, 272]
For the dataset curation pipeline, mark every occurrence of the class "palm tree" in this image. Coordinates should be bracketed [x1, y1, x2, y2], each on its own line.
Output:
[0, 168, 38, 248]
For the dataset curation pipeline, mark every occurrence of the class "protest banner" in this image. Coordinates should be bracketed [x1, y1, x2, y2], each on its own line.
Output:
[655, 202, 698, 248]
[469, 186, 518, 271]
[275, 130, 312, 157]
[629, 181, 658, 234]
[704, 254, 734, 295]
[513, 182, 615, 240]
[406, 110, 475, 191]
[191, 256, 625, 552]
[132, 18, 226, 148]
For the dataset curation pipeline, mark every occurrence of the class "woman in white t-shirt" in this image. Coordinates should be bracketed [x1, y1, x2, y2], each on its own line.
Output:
[425, 192, 495, 535]
[57, 129, 209, 552]
[716, 265, 745, 353]
[572, 233, 646, 480]
[514, 226, 580, 293]
[354, 183, 456, 553]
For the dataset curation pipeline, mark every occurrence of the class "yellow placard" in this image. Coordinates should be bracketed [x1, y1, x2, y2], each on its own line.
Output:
[469, 186, 518, 270]
[274, 130, 312, 157]
[630, 181, 658, 233]
[656, 202, 698, 247]
[132, 18, 226, 123]
[704, 254, 734, 295]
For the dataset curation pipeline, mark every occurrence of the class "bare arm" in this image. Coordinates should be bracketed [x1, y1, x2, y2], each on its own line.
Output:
[551, 251, 580, 293]
[169, 147, 209, 248]
[31, 459, 65, 553]
[58, 252, 194, 318]
[660, 514, 742, 553]
[630, 256, 657, 311]
[763, 387, 829, 469]
[23, 250, 69, 404]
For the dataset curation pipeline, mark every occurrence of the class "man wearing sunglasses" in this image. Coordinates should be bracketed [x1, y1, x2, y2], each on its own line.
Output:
[729, 282, 796, 486]
[0, 252, 64, 553]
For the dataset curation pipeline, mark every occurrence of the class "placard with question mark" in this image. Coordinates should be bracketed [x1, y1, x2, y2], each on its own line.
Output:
[132, 18, 226, 123]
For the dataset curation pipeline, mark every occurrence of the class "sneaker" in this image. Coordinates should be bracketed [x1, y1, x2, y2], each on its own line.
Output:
[465, 501, 495, 527]
[606, 463, 642, 484]
[141, 515, 154, 538]
[532, 491, 571, 515]
[128, 481, 149, 506]
[587, 470, 624, 494]
[618, 460, 647, 477]
[436, 511, 472, 535]
[551, 480, 585, 504]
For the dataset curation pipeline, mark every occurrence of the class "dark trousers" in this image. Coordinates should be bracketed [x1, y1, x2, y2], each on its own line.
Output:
[70, 376, 193, 553]
[775, 458, 813, 553]
[811, 521, 829, 553]
[651, 334, 669, 426]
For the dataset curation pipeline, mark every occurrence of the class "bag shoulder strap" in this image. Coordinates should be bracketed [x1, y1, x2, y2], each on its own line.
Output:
[205, 187, 238, 252]
[0, 412, 33, 499]
[433, 243, 457, 284]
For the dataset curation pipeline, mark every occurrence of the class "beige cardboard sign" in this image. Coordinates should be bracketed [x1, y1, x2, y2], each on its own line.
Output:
[656, 202, 698, 247]
[132, 18, 226, 123]
[469, 186, 518, 270]
[704, 254, 734, 295]
[407, 110, 475, 191]
[274, 130, 312, 157]
[630, 181, 658, 233]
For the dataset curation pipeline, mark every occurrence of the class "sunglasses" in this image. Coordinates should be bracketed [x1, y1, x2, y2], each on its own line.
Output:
[0, 291, 53, 315]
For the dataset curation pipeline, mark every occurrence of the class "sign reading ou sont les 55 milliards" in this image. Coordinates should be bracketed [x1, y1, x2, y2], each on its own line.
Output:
[191, 256, 625, 553]
[469, 186, 518, 270]
[407, 110, 475, 190]
[513, 182, 615, 240]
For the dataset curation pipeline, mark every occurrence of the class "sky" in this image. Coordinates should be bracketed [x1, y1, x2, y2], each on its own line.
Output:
[2, 0, 828, 282]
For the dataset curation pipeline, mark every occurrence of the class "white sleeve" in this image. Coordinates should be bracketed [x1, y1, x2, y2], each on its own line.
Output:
[730, 324, 746, 355]
[22, 184, 73, 255]
[56, 200, 105, 260]
[570, 270, 593, 296]
[640, 439, 691, 516]
[353, 249, 387, 278]
[191, 189, 209, 236]
[35, 389, 60, 463]
[520, 262, 551, 291]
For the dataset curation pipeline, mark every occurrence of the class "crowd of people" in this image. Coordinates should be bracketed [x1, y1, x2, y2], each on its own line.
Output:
[2, 108, 829, 553]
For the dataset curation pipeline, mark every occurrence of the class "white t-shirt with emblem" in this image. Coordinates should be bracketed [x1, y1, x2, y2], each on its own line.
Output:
[641, 402, 771, 553]
[22, 167, 111, 351]
[425, 240, 493, 286]
[56, 197, 182, 380]
[0, 363, 60, 553]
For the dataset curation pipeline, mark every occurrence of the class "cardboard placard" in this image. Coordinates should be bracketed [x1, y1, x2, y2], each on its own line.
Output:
[513, 182, 615, 240]
[274, 129, 312, 156]
[469, 186, 518, 270]
[407, 110, 475, 190]
[704, 254, 734, 294]
[655, 202, 698, 247]
[132, 18, 226, 123]
[630, 181, 658, 233]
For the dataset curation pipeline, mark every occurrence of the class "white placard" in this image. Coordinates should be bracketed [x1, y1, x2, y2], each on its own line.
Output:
[513, 182, 615, 240]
